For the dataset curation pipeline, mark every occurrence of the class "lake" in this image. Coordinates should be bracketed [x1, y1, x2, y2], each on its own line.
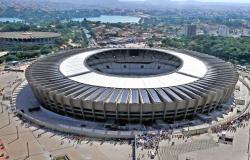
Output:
[0, 18, 22, 22]
[72, 15, 140, 23]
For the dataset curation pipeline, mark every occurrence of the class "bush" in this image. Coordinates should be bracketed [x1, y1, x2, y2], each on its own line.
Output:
[41, 48, 51, 55]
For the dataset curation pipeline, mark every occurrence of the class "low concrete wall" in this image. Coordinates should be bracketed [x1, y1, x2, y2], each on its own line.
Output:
[16, 110, 147, 139]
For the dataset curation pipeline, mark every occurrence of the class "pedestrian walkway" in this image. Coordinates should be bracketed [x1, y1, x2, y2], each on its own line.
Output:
[158, 138, 218, 160]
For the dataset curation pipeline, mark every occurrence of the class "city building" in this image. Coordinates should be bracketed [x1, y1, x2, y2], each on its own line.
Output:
[184, 25, 197, 38]
[25, 48, 238, 124]
[242, 28, 250, 37]
[218, 25, 230, 37]
[0, 32, 61, 46]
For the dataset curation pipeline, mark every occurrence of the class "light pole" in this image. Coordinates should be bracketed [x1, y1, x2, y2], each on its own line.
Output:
[16, 126, 19, 139]
[248, 109, 250, 160]
[132, 135, 136, 160]
[8, 112, 10, 125]
[26, 142, 30, 158]
[248, 127, 250, 160]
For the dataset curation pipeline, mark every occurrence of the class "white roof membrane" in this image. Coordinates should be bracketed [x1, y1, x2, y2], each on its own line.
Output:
[59, 48, 208, 89]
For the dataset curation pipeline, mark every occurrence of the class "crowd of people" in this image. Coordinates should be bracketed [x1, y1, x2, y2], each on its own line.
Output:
[135, 130, 191, 159]
[211, 112, 250, 134]
[135, 109, 250, 159]
[136, 133, 160, 150]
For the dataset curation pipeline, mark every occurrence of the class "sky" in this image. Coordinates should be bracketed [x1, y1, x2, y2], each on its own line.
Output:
[186, 0, 249, 3]
[120, 0, 250, 3]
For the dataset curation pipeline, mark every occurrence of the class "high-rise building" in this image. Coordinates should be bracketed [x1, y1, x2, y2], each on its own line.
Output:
[218, 25, 230, 37]
[184, 25, 197, 38]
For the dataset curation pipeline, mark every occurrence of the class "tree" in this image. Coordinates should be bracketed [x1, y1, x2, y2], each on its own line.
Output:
[5, 55, 18, 62]
[161, 35, 250, 65]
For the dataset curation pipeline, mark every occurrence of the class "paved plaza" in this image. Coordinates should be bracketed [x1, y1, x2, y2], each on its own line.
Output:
[0, 66, 250, 160]
[0, 70, 132, 160]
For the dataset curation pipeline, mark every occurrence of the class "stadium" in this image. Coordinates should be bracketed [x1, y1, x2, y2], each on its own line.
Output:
[0, 32, 61, 46]
[25, 48, 238, 124]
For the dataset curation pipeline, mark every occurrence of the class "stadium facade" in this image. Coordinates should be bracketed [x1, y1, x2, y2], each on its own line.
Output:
[25, 48, 238, 123]
[0, 32, 61, 46]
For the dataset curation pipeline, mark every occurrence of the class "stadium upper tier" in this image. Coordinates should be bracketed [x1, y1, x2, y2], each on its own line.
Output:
[26, 48, 238, 123]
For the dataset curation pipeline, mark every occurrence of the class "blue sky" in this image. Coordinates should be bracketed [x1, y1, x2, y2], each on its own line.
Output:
[120, 0, 250, 3]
